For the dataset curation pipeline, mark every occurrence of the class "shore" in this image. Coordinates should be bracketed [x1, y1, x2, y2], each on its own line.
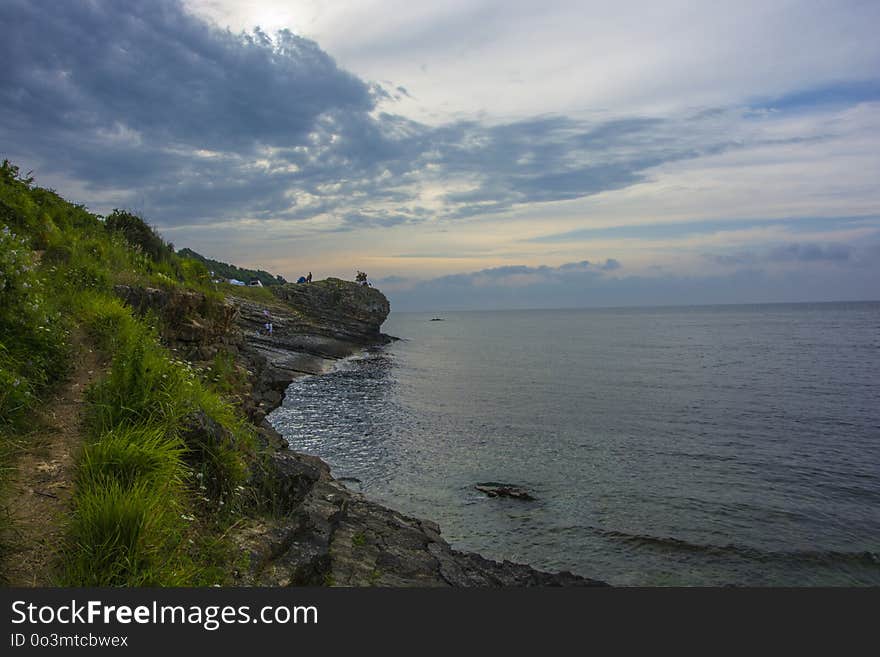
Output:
[224, 281, 607, 586]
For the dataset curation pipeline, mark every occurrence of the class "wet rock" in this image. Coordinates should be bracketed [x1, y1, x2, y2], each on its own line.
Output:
[475, 482, 536, 501]
[336, 476, 363, 491]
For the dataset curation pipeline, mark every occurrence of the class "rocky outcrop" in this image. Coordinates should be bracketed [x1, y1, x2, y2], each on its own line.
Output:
[230, 279, 391, 428]
[270, 278, 391, 343]
[229, 280, 606, 586]
[113, 284, 241, 361]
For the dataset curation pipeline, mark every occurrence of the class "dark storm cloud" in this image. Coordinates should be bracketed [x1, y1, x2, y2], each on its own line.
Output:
[0, 1, 372, 150]
[0, 1, 758, 228]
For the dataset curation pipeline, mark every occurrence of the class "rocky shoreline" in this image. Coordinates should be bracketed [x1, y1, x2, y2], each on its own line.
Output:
[119, 279, 607, 586]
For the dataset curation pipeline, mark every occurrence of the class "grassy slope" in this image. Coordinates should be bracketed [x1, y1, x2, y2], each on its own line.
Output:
[0, 161, 264, 585]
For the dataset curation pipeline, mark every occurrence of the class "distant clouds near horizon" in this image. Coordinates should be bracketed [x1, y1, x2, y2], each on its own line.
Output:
[1, 0, 879, 310]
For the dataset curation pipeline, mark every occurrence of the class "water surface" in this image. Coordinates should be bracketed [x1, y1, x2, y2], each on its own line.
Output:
[269, 302, 880, 585]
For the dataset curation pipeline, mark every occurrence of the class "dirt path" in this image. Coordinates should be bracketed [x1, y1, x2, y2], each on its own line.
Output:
[0, 339, 103, 586]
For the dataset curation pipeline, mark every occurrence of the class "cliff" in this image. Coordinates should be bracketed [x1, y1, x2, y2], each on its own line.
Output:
[233, 279, 393, 430]
[269, 278, 391, 343]
[234, 279, 605, 586]
[118, 278, 605, 586]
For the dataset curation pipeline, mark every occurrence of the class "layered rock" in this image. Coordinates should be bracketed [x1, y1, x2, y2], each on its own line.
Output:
[230, 279, 392, 427]
[270, 278, 391, 343]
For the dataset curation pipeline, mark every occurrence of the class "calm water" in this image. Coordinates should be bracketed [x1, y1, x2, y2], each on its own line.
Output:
[268, 302, 880, 585]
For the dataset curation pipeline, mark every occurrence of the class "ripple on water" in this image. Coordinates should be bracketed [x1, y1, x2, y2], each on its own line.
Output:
[269, 304, 880, 586]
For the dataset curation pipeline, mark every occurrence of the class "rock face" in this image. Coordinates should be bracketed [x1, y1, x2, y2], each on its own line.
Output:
[270, 278, 391, 343]
[113, 285, 240, 361]
[231, 279, 392, 428]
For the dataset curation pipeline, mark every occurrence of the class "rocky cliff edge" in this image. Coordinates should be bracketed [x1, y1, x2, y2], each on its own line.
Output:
[116, 278, 607, 586]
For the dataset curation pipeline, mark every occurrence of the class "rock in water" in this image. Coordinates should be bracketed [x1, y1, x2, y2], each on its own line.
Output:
[475, 482, 536, 501]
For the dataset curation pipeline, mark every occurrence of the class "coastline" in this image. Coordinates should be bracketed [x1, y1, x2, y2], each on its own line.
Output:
[226, 285, 608, 587]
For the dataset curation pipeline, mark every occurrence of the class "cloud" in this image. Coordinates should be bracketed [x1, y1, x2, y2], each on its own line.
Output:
[527, 216, 880, 244]
[708, 242, 865, 267]
[379, 248, 880, 312]
[0, 2, 372, 150]
[4, 0, 859, 233]
[2, 0, 879, 312]
[768, 243, 852, 263]
[376, 258, 624, 307]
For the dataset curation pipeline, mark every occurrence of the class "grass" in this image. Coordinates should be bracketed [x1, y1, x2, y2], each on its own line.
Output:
[202, 349, 245, 398]
[62, 293, 255, 585]
[0, 159, 264, 586]
[61, 480, 185, 586]
[76, 426, 185, 494]
[220, 282, 277, 303]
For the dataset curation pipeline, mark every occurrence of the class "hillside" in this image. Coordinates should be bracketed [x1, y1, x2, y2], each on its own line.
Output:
[0, 159, 389, 585]
[177, 247, 286, 286]
[0, 159, 602, 587]
[0, 160, 268, 585]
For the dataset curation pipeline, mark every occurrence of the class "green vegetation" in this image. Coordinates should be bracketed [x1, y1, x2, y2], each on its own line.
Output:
[177, 247, 286, 287]
[105, 210, 175, 264]
[0, 160, 264, 585]
[218, 281, 277, 303]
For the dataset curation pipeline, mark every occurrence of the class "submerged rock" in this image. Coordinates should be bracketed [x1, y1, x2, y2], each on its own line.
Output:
[475, 482, 536, 501]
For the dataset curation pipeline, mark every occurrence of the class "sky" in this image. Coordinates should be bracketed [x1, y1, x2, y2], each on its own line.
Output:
[1, 0, 879, 310]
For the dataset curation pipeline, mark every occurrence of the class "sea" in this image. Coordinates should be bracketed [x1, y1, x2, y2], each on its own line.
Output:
[268, 302, 880, 586]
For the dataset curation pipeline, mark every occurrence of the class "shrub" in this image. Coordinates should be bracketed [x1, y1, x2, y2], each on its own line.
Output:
[0, 225, 68, 428]
[104, 210, 173, 264]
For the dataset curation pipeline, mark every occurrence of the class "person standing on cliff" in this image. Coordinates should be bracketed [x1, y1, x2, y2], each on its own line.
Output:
[307, 272, 312, 283]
